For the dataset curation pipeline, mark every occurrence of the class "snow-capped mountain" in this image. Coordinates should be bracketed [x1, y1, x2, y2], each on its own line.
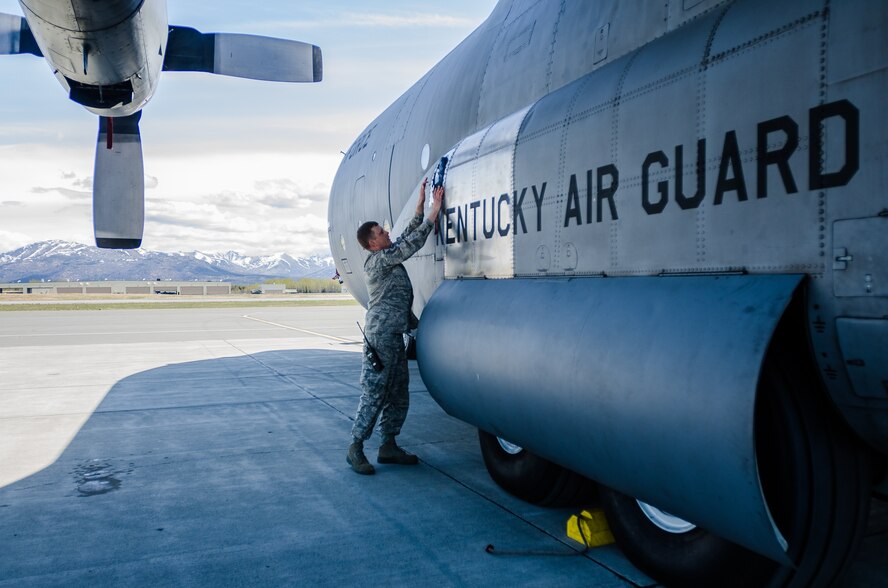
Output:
[192, 250, 332, 277]
[0, 241, 336, 283]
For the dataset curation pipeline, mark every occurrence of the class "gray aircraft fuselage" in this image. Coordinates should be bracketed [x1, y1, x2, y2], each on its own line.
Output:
[329, 0, 886, 581]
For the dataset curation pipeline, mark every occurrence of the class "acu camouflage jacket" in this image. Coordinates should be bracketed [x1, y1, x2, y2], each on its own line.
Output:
[364, 213, 434, 334]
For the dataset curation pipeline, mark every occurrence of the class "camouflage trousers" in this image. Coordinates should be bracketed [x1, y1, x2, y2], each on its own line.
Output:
[351, 330, 409, 442]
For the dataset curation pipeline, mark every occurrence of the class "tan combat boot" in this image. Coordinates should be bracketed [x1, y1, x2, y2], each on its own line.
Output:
[377, 440, 419, 465]
[347, 442, 375, 475]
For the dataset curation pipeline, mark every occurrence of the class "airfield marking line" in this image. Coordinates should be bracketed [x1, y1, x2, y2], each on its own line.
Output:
[0, 328, 277, 338]
[224, 340, 358, 421]
[241, 315, 358, 344]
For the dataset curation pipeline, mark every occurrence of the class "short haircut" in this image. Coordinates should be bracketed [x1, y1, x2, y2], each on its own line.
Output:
[357, 221, 379, 250]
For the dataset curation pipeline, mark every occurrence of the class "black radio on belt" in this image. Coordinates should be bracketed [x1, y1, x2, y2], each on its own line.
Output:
[357, 322, 384, 372]
[364, 344, 384, 372]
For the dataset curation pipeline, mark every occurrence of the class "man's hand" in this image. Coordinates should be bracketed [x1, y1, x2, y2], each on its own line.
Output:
[429, 185, 444, 219]
[415, 178, 428, 216]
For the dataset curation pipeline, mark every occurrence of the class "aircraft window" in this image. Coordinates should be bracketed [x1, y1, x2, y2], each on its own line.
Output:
[421, 143, 430, 169]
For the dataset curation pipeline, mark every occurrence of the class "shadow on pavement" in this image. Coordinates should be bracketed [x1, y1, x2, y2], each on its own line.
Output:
[0, 349, 630, 587]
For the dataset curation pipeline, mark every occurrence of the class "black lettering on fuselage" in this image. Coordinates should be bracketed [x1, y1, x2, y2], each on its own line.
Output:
[533, 183, 546, 231]
[810, 99, 859, 189]
[597, 164, 619, 221]
[757, 116, 798, 198]
[444, 207, 455, 244]
[714, 130, 748, 205]
[564, 174, 582, 227]
[482, 198, 496, 239]
[469, 201, 480, 240]
[513, 187, 528, 234]
[431, 100, 858, 247]
[642, 151, 669, 215]
[497, 193, 511, 236]
[567, 168, 620, 225]
[675, 139, 706, 210]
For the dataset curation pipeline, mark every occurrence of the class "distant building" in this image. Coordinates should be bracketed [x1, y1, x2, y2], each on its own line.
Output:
[259, 284, 286, 294]
[0, 281, 232, 295]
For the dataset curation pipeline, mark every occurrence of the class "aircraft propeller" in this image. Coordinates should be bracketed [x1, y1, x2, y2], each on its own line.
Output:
[1, 12, 322, 249]
[163, 26, 323, 83]
[94, 112, 144, 249]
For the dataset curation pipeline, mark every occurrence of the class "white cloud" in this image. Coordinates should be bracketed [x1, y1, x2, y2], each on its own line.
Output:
[265, 12, 477, 31]
[30, 186, 91, 200]
[253, 178, 328, 209]
[350, 13, 476, 28]
[0, 229, 33, 253]
[0, 0, 498, 258]
[138, 151, 337, 255]
[338, 12, 477, 28]
[0, 144, 338, 256]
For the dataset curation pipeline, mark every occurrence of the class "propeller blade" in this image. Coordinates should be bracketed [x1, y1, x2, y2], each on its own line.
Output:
[0, 12, 42, 56]
[93, 111, 144, 249]
[164, 25, 322, 83]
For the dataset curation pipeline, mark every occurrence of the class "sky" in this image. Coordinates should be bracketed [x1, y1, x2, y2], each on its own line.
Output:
[0, 0, 498, 257]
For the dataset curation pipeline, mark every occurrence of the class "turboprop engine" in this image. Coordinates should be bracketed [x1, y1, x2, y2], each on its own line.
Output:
[1, 0, 322, 248]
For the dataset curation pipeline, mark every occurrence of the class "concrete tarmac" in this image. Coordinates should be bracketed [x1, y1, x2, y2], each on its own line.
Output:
[0, 305, 885, 587]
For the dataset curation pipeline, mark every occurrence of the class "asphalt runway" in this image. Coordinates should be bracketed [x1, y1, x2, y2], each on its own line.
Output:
[0, 305, 885, 587]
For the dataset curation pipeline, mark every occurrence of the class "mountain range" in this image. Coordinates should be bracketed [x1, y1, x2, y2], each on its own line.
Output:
[0, 241, 336, 283]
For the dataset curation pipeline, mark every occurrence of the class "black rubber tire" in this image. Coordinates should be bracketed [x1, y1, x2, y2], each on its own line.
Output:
[477, 429, 596, 506]
[599, 307, 871, 588]
[599, 487, 772, 588]
[757, 325, 871, 588]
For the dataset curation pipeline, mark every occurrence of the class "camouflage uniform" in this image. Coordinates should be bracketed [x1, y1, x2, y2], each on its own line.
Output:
[352, 212, 434, 442]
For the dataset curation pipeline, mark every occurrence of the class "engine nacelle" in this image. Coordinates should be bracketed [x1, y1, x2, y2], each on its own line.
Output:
[418, 275, 803, 563]
[20, 0, 167, 116]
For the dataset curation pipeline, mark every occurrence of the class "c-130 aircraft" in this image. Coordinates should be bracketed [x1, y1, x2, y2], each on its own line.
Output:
[329, 0, 887, 586]
[0, 0, 321, 249]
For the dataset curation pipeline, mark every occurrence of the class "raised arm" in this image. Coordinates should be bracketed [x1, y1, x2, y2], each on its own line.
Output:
[415, 177, 429, 216]
[398, 178, 430, 239]
[374, 184, 444, 267]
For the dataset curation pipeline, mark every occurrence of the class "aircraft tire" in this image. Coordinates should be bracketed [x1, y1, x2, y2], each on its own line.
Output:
[754, 329, 871, 588]
[599, 313, 871, 588]
[598, 486, 770, 588]
[478, 429, 596, 506]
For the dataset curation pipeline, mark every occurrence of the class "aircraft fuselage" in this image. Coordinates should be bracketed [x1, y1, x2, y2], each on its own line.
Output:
[329, 0, 887, 583]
